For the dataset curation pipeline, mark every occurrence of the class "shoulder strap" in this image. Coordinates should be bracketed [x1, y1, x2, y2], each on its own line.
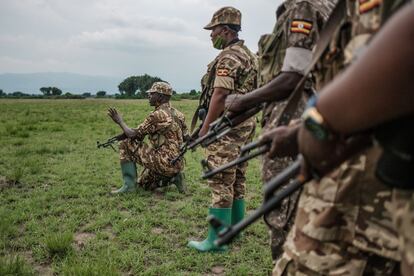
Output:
[276, 0, 346, 127]
[191, 44, 252, 132]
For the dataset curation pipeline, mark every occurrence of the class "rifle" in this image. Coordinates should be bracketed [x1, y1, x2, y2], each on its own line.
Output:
[170, 108, 207, 165]
[211, 159, 305, 246]
[187, 104, 263, 151]
[96, 133, 126, 152]
[210, 134, 373, 246]
[201, 140, 270, 179]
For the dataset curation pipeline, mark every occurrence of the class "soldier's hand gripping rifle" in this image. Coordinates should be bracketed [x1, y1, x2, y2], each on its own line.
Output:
[170, 108, 207, 165]
[187, 104, 264, 152]
[209, 134, 373, 246]
[97, 133, 126, 152]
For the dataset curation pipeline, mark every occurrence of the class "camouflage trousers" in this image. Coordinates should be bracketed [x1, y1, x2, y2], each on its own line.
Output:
[261, 122, 302, 262]
[119, 139, 183, 190]
[391, 189, 414, 276]
[205, 119, 255, 208]
[273, 146, 400, 275]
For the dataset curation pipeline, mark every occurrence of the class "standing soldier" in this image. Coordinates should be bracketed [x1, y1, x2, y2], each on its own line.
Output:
[223, 0, 335, 261]
[108, 82, 188, 194]
[272, 0, 411, 274]
[187, 6, 257, 252]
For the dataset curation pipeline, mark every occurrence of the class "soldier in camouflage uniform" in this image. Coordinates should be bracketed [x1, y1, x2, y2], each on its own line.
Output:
[272, 3, 414, 275]
[108, 82, 188, 194]
[273, 1, 411, 274]
[187, 7, 257, 252]
[224, 0, 335, 261]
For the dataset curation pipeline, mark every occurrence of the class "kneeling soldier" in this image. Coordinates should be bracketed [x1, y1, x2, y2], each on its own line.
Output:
[107, 82, 188, 194]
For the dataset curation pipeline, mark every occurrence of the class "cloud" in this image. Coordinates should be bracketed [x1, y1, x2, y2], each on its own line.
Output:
[0, 0, 282, 91]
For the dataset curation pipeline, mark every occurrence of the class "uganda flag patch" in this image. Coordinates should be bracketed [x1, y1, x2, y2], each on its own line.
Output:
[359, 0, 382, 14]
[217, 68, 230, 77]
[291, 20, 313, 35]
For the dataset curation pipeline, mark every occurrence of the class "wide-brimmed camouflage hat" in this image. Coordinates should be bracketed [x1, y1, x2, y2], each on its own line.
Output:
[204, 6, 241, 30]
[146, 82, 173, 96]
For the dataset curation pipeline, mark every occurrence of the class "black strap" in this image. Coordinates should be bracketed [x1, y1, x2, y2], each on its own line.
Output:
[276, 0, 346, 127]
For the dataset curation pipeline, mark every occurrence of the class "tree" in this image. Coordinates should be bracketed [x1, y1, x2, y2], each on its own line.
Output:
[40, 87, 51, 96]
[51, 87, 62, 96]
[82, 92, 91, 97]
[189, 89, 197, 96]
[96, 91, 106, 97]
[118, 74, 165, 98]
[0, 89, 4, 96]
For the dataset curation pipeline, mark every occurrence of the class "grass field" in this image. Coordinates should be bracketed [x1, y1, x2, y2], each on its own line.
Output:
[0, 99, 272, 275]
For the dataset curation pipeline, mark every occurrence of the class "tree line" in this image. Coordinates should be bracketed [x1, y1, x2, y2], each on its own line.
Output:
[0, 74, 201, 100]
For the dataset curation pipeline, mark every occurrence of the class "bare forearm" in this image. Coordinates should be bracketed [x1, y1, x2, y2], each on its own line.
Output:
[203, 91, 227, 130]
[236, 72, 302, 109]
[117, 121, 136, 138]
[318, 5, 414, 134]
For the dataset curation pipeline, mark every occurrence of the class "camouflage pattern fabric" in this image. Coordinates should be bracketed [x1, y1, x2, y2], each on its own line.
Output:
[274, 1, 406, 274]
[199, 40, 258, 111]
[146, 81, 173, 96]
[201, 39, 258, 208]
[206, 119, 255, 207]
[258, 0, 334, 261]
[391, 189, 414, 276]
[204, 6, 241, 30]
[119, 102, 187, 190]
[274, 147, 400, 275]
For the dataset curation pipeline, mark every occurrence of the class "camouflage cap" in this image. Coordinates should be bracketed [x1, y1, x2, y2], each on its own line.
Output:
[204, 6, 241, 30]
[146, 82, 173, 96]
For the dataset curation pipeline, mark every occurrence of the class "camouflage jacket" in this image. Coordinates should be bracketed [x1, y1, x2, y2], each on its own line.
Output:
[259, 0, 335, 126]
[289, 0, 411, 263]
[133, 103, 187, 154]
[199, 40, 258, 111]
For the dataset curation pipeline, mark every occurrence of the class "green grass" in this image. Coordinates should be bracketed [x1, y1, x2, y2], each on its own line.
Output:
[0, 255, 35, 276]
[0, 99, 272, 275]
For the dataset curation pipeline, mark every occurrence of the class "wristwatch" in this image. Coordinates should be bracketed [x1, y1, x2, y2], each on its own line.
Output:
[302, 96, 333, 141]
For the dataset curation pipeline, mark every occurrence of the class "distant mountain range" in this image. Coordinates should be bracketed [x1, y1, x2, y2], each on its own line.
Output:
[0, 72, 122, 94]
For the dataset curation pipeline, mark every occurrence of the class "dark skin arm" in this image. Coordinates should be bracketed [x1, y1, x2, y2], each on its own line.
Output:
[298, 5, 414, 174]
[199, 87, 230, 137]
[225, 72, 302, 114]
[107, 107, 136, 138]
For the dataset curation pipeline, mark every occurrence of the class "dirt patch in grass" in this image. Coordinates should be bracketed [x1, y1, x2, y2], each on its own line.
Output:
[74, 232, 96, 250]
[210, 266, 225, 275]
[151, 227, 163, 235]
[22, 251, 53, 276]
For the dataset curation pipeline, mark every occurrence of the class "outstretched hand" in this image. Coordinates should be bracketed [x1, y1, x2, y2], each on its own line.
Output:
[107, 107, 123, 125]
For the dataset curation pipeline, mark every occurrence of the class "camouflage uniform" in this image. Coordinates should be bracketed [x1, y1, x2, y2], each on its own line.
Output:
[202, 38, 258, 207]
[119, 83, 188, 190]
[258, 0, 335, 261]
[391, 189, 414, 276]
[274, 1, 410, 275]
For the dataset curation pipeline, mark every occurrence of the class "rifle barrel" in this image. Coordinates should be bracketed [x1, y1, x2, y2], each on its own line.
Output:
[264, 159, 301, 197]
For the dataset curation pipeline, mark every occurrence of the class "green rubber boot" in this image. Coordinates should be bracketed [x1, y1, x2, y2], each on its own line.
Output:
[231, 198, 245, 239]
[187, 207, 231, 252]
[171, 172, 186, 193]
[111, 161, 137, 194]
[231, 198, 245, 225]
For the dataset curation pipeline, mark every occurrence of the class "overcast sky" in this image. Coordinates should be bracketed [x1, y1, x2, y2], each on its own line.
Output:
[0, 0, 283, 92]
